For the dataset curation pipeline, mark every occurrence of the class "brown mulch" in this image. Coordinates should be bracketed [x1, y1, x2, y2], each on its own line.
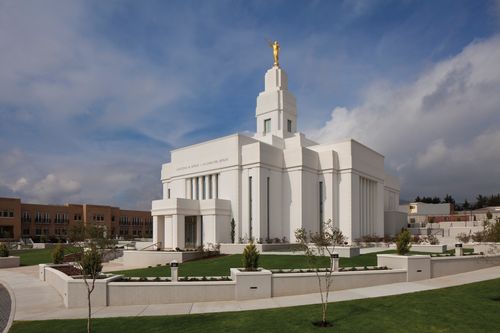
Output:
[53, 265, 82, 276]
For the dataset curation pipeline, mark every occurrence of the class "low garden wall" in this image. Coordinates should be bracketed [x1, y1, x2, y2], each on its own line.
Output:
[122, 250, 204, 266]
[107, 281, 235, 306]
[41, 252, 500, 308]
[0, 256, 20, 268]
[219, 243, 294, 254]
[388, 244, 448, 253]
[32, 243, 57, 249]
[464, 243, 500, 255]
[271, 269, 406, 297]
[377, 253, 500, 281]
[430, 255, 500, 278]
[310, 246, 360, 258]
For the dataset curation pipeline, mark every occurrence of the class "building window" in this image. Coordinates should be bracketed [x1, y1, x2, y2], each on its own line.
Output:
[249, 176, 253, 239]
[267, 176, 270, 238]
[319, 181, 324, 233]
[264, 119, 271, 134]
[1, 210, 14, 218]
[167, 188, 171, 199]
[287, 119, 292, 132]
[208, 175, 212, 199]
[215, 174, 219, 199]
[195, 177, 199, 200]
[202, 176, 206, 200]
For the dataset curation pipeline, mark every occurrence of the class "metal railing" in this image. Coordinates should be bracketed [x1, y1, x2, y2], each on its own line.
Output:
[139, 242, 162, 251]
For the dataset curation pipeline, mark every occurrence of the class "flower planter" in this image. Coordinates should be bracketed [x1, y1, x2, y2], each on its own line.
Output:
[0, 256, 20, 268]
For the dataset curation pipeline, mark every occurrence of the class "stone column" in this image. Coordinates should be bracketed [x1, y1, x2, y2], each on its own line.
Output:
[164, 216, 173, 249]
[172, 214, 185, 249]
[188, 178, 193, 199]
[152, 215, 164, 250]
[198, 177, 203, 200]
[205, 176, 210, 200]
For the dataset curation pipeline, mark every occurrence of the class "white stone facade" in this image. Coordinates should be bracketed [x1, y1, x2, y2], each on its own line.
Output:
[152, 65, 400, 249]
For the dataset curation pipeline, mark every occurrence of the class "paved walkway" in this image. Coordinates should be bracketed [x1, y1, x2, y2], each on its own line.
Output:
[0, 265, 499, 321]
[0, 282, 12, 333]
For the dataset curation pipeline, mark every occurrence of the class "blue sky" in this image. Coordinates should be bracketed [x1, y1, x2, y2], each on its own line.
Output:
[1, 0, 499, 209]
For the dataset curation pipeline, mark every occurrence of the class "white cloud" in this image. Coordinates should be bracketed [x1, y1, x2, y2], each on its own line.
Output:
[31, 174, 81, 203]
[312, 36, 500, 200]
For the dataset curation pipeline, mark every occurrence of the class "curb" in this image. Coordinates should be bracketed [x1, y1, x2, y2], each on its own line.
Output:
[0, 278, 16, 333]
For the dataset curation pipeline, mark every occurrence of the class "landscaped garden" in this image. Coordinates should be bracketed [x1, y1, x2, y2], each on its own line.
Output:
[109, 249, 447, 278]
[9, 277, 500, 333]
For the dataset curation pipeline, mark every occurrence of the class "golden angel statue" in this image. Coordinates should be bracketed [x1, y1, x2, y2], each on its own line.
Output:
[268, 40, 280, 67]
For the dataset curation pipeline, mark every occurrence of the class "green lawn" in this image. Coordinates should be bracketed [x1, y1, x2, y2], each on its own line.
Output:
[9, 248, 55, 266]
[110, 251, 401, 277]
[9, 278, 500, 333]
[10, 247, 79, 266]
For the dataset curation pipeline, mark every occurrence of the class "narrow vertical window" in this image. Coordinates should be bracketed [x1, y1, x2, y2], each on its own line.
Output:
[264, 119, 271, 134]
[319, 181, 324, 233]
[249, 176, 253, 239]
[215, 174, 219, 199]
[167, 188, 171, 199]
[287, 119, 292, 132]
[267, 176, 270, 239]
[196, 177, 199, 199]
[208, 175, 212, 199]
[202, 176, 206, 200]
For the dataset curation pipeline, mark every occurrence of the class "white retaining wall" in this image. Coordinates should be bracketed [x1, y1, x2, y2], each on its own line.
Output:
[219, 243, 294, 254]
[271, 270, 406, 297]
[122, 250, 203, 266]
[430, 255, 500, 278]
[42, 252, 500, 308]
[464, 243, 500, 255]
[0, 256, 20, 268]
[388, 244, 448, 253]
[378, 254, 500, 281]
[108, 282, 235, 306]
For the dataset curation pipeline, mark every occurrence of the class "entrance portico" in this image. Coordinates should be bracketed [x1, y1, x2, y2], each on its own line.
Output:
[152, 198, 231, 250]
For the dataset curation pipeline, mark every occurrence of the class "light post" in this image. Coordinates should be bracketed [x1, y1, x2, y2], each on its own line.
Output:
[330, 253, 339, 272]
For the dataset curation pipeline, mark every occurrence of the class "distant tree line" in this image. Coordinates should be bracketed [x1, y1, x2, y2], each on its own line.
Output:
[414, 193, 500, 211]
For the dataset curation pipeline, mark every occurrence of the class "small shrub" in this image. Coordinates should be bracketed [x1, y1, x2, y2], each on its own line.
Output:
[456, 233, 470, 243]
[0, 243, 9, 257]
[396, 229, 412, 255]
[52, 244, 65, 264]
[486, 211, 493, 220]
[427, 234, 440, 245]
[411, 235, 422, 244]
[242, 241, 260, 271]
[82, 247, 103, 276]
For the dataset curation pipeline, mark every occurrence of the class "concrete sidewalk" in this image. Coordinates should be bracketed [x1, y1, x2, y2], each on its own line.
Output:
[0, 265, 499, 321]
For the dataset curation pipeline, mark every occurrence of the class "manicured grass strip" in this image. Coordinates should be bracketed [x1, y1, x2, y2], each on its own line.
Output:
[10, 249, 55, 266]
[9, 278, 500, 333]
[10, 247, 79, 266]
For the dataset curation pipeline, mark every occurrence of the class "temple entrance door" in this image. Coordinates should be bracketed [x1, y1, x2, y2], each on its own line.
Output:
[185, 216, 197, 249]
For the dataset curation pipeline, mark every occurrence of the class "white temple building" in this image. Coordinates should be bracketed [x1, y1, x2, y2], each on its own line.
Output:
[152, 63, 401, 249]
